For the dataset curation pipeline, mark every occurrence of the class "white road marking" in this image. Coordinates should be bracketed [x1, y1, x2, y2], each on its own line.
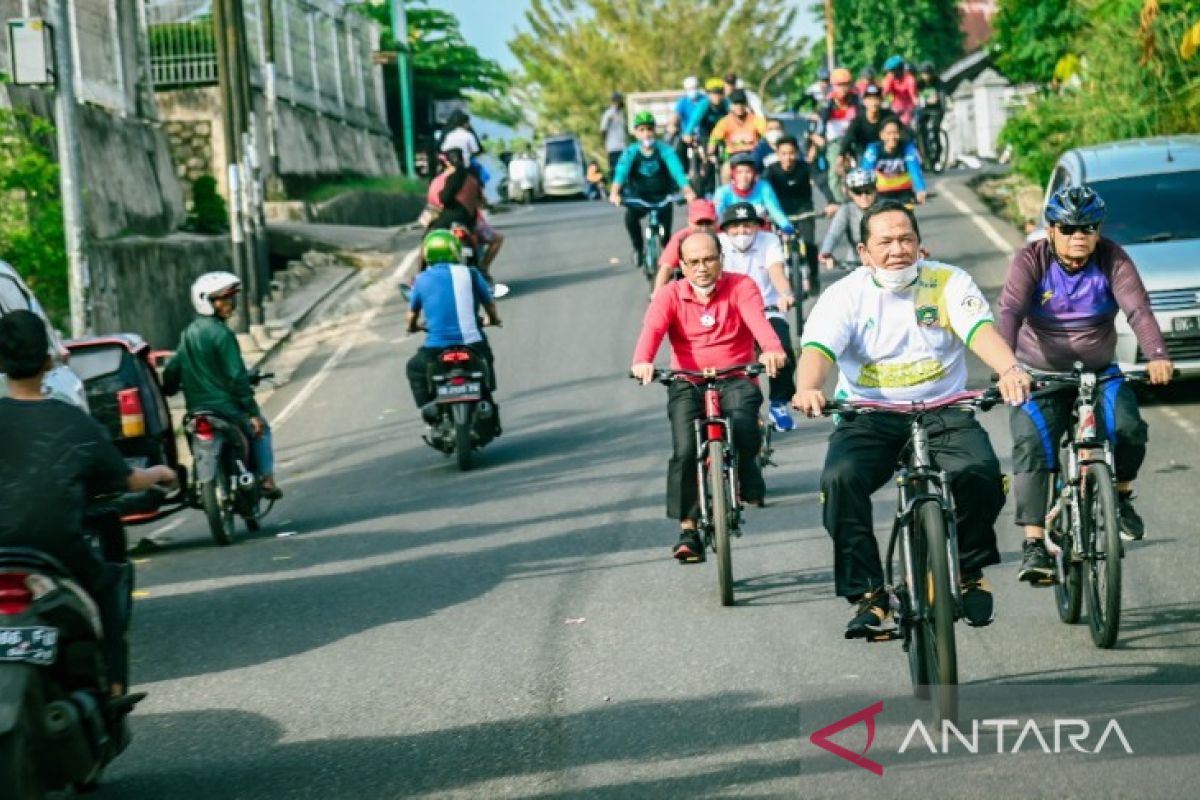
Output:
[148, 517, 184, 538]
[938, 183, 1016, 256]
[1160, 406, 1200, 439]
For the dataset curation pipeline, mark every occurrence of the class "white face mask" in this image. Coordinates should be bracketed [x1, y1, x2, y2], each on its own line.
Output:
[688, 280, 716, 297]
[640, 134, 656, 149]
[765, 130, 782, 145]
[872, 262, 920, 293]
[730, 232, 756, 252]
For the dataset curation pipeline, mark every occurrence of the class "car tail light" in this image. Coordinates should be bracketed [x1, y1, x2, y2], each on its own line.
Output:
[118, 388, 146, 438]
[194, 416, 216, 441]
[0, 573, 33, 615]
[441, 350, 471, 363]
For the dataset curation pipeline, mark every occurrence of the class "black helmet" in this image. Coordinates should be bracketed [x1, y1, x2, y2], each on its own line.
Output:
[1045, 185, 1107, 227]
[728, 151, 757, 170]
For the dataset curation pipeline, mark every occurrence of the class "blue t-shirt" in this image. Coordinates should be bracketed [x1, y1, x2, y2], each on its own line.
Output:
[409, 263, 493, 348]
[674, 93, 704, 125]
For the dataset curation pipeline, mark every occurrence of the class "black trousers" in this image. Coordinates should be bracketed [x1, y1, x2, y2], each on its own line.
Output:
[666, 379, 764, 521]
[80, 509, 132, 688]
[406, 341, 495, 408]
[1009, 381, 1147, 525]
[821, 409, 1004, 598]
[790, 215, 820, 295]
[624, 203, 674, 256]
[766, 316, 796, 403]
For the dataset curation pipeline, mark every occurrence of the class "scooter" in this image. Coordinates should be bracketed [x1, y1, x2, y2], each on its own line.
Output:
[0, 545, 142, 797]
[420, 346, 500, 471]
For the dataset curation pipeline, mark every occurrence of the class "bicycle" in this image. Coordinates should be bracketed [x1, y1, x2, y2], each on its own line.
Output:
[637, 363, 765, 607]
[1026, 364, 1169, 649]
[917, 116, 950, 174]
[780, 210, 820, 334]
[623, 197, 674, 287]
[819, 388, 1002, 724]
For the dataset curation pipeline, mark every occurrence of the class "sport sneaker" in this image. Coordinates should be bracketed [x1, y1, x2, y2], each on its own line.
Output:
[845, 590, 896, 639]
[1118, 491, 1145, 541]
[1017, 538, 1055, 583]
[673, 530, 703, 563]
[768, 402, 795, 432]
[960, 573, 995, 627]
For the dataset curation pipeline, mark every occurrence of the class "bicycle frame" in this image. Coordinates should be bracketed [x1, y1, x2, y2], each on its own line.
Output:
[693, 380, 739, 536]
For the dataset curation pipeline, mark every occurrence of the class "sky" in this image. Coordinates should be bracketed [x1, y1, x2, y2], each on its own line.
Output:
[429, 0, 825, 72]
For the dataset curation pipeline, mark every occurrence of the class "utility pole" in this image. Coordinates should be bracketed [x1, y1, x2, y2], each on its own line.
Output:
[390, 0, 416, 178]
[50, 0, 90, 337]
[213, 0, 250, 333]
[824, 0, 836, 72]
[229, 0, 267, 325]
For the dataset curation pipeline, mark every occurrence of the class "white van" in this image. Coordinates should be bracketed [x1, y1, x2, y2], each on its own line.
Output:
[0, 261, 88, 409]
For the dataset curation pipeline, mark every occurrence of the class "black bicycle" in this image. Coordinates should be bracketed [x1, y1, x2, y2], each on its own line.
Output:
[637, 364, 765, 606]
[1028, 365, 1168, 649]
[623, 197, 674, 287]
[781, 211, 820, 333]
[820, 389, 1001, 724]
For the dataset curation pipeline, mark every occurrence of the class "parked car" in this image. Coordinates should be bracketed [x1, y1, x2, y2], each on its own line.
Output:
[64, 334, 188, 525]
[539, 135, 588, 198]
[0, 261, 88, 409]
[1042, 136, 1200, 380]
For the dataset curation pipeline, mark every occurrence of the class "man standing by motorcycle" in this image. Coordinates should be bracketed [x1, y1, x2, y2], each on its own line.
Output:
[405, 230, 503, 434]
[0, 310, 176, 697]
[163, 272, 283, 500]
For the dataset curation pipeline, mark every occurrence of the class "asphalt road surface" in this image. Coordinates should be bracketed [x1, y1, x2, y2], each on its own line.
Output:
[98, 178, 1200, 799]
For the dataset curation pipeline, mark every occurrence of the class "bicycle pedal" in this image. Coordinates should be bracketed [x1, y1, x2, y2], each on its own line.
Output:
[865, 630, 900, 643]
[1028, 576, 1057, 587]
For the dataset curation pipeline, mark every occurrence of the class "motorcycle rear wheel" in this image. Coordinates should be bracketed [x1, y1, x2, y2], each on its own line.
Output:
[0, 696, 45, 800]
[202, 475, 236, 546]
[455, 421, 474, 471]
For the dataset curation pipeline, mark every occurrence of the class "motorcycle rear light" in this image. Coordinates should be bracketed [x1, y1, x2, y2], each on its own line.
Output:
[441, 351, 471, 362]
[451, 228, 469, 240]
[0, 573, 33, 615]
[118, 388, 146, 438]
[194, 416, 216, 441]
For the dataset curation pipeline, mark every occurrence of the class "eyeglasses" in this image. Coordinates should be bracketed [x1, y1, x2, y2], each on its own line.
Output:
[683, 256, 721, 268]
[1057, 223, 1099, 236]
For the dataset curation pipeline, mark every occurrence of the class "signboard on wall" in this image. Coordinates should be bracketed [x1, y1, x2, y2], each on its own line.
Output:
[7, 18, 54, 85]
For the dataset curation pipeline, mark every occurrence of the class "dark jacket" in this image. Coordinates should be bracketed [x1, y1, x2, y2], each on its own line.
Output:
[163, 315, 260, 419]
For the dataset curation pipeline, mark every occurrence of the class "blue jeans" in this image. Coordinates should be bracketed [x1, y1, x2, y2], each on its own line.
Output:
[253, 423, 276, 478]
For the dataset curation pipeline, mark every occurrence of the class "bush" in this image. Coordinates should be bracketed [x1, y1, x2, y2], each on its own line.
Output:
[189, 174, 228, 233]
[0, 109, 67, 327]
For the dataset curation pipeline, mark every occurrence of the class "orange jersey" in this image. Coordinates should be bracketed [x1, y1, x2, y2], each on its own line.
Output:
[708, 113, 767, 154]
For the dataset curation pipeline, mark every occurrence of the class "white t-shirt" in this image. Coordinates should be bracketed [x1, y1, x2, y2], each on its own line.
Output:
[718, 231, 786, 319]
[440, 127, 480, 165]
[800, 261, 994, 402]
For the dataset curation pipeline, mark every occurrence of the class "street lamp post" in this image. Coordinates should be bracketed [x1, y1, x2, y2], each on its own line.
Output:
[390, 0, 417, 178]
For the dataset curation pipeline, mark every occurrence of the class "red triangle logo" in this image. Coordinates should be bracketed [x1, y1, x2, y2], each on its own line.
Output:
[809, 701, 885, 776]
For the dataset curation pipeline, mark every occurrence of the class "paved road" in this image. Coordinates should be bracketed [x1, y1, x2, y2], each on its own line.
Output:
[99, 180, 1200, 799]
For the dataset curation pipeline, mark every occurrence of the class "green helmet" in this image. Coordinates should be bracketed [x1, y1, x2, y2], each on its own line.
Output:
[423, 229, 462, 265]
[632, 111, 656, 129]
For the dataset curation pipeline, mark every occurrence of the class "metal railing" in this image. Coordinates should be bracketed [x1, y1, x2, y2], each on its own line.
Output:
[143, 0, 388, 132]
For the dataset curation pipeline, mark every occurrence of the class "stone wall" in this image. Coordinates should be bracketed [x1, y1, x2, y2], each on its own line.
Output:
[163, 119, 216, 206]
[89, 234, 232, 349]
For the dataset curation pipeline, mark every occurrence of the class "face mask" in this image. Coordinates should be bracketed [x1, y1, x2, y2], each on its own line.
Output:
[730, 233, 755, 252]
[688, 280, 716, 297]
[640, 134, 655, 148]
[765, 130, 782, 145]
[872, 262, 919, 293]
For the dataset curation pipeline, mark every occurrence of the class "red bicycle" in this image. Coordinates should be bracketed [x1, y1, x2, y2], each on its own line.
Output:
[639, 363, 765, 606]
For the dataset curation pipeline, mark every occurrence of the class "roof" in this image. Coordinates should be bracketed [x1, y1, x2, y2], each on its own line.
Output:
[1067, 136, 1200, 182]
[940, 49, 996, 94]
[65, 333, 149, 354]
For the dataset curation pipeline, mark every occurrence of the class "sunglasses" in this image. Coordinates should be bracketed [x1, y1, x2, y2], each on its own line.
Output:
[849, 187, 876, 196]
[1057, 223, 1099, 236]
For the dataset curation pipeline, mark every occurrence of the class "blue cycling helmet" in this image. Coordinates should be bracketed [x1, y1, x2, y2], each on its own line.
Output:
[1045, 185, 1107, 227]
[883, 55, 904, 72]
[817, 66, 831, 81]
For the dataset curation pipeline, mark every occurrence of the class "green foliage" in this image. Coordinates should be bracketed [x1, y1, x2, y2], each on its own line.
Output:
[815, 0, 965, 74]
[0, 110, 67, 326]
[467, 89, 526, 129]
[303, 175, 427, 204]
[510, 0, 806, 157]
[189, 175, 228, 234]
[1000, 0, 1200, 186]
[989, 0, 1084, 84]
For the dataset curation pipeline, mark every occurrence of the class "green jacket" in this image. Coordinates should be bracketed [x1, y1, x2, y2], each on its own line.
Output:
[163, 315, 260, 420]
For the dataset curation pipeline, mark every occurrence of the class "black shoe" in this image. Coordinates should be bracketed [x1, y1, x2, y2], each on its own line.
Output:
[960, 573, 995, 627]
[673, 530, 703, 563]
[845, 590, 895, 639]
[1017, 538, 1055, 583]
[260, 481, 283, 501]
[1118, 492, 1144, 541]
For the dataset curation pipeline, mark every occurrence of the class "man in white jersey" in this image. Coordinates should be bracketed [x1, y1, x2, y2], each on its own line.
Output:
[717, 202, 797, 432]
[792, 201, 1032, 638]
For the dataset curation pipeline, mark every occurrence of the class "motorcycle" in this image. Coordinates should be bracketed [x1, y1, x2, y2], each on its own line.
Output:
[182, 369, 277, 546]
[0, 546, 141, 797]
[420, 345, 500, 471]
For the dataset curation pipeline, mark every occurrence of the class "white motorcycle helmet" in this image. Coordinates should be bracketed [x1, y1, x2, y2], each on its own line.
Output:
[191, 271, 241, 316]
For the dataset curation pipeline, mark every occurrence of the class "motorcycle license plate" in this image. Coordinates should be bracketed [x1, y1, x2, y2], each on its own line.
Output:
[0, 627, 58, 665]
[437, 381, 482, 401]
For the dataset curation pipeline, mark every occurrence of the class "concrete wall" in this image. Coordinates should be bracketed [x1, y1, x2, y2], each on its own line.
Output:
[265, 191, 424, 227]
[157, 88, 401, 201]
[90, 234, 232, 349]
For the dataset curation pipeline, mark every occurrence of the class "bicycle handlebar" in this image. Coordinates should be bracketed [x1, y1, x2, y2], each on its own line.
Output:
[988, 365, 1180, 390]
[630, 363, 765, 386]
[819, 388, 1002, 417]
[622, 197, 675, 210]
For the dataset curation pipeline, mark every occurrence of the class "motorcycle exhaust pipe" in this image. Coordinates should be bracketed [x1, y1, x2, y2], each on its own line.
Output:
[44, 700, 99, 783]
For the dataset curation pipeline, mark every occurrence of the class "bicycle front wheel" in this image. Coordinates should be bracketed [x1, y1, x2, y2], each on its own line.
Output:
[1083, 463, 1122, 648]
[1049, 472, 1083, 624]
[708, 439, 735, 607]
[643, 233, 661, 285]
[917, 501, 958, 724]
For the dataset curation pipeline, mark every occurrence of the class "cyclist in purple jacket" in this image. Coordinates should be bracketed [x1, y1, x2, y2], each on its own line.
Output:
[997, 186, 1173, 580]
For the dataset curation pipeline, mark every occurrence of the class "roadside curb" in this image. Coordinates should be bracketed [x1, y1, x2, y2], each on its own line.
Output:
[245, 267, 361, 372]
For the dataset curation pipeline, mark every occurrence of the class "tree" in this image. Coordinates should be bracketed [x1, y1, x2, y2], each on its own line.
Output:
[510, 0, 807, 156]
[989, 0, 1085, 84]
[819, 0, 965, 75]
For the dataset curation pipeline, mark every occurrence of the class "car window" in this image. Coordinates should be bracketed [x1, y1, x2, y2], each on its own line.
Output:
[0, 274, 33, 314]
[544, 140, 579, 164]
[1090, 170, 1200, 246]
[68, 346, 125, 383]
[1049, 166, 1070, 195]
